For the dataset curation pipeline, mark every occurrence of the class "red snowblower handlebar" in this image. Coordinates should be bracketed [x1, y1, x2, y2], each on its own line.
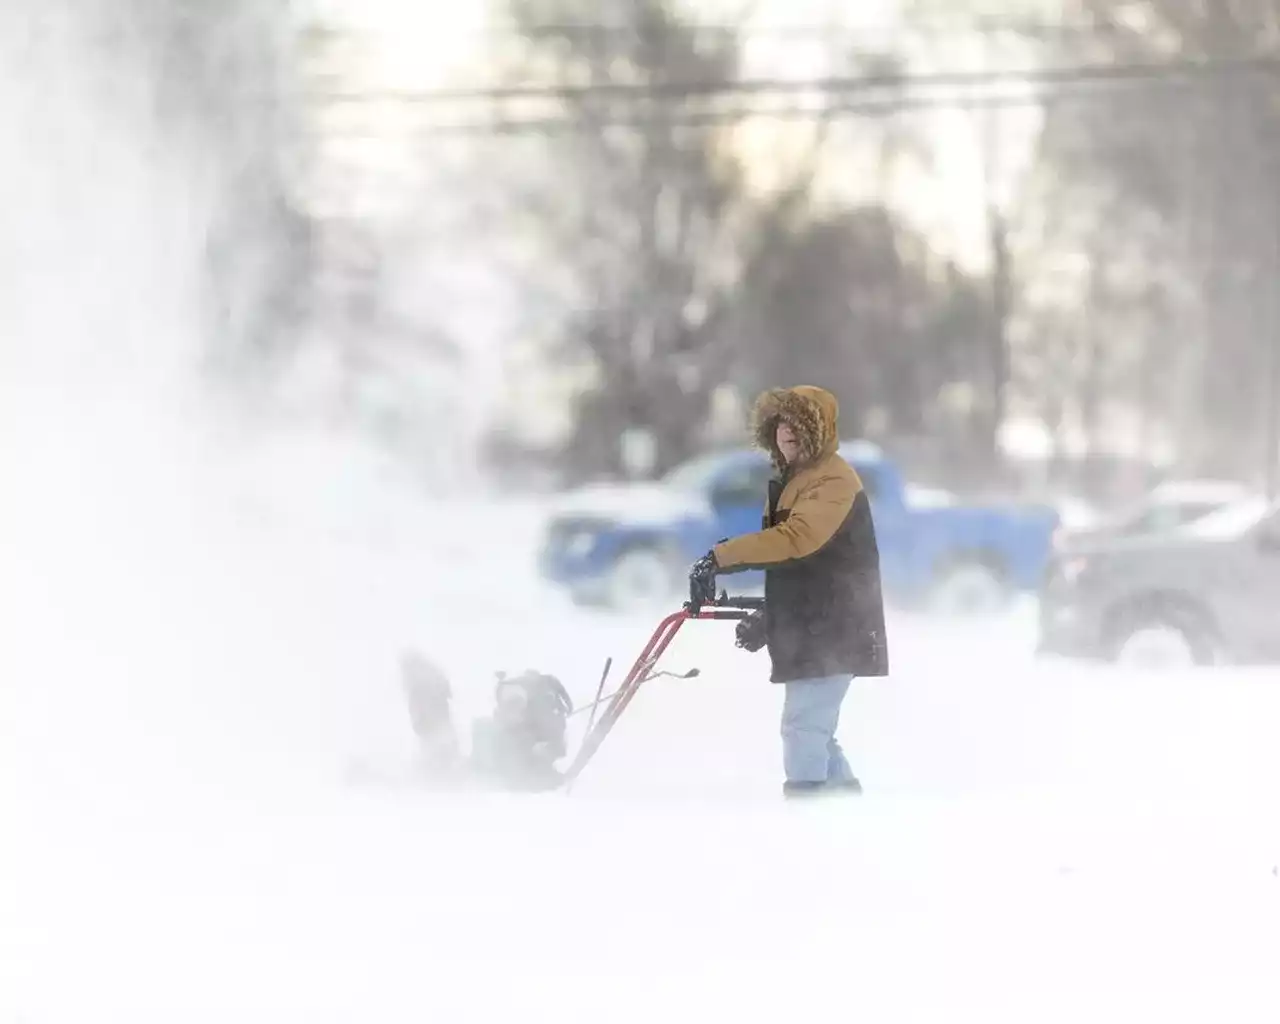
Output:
[561, 585, 763, 787]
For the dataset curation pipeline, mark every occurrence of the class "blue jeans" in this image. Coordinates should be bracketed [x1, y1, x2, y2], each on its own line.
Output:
[780, 675, 856, 784]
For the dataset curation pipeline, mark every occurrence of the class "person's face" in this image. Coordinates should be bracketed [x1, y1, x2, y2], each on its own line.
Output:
[776, 420, 802, 464]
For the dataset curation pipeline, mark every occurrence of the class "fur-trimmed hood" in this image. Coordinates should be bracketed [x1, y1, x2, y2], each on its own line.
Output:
[750, 385, 841, 470]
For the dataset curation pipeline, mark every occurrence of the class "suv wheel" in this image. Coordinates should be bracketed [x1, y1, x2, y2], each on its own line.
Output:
[1107, 605, 1215, 669]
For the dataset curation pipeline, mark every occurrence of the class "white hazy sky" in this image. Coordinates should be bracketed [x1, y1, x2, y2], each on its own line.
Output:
[312, 0, 902, 80]
[302, 0, 1056, 446]
[306, 0, 1042, 272]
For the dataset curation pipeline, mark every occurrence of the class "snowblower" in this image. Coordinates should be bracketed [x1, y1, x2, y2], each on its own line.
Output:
[392, 571, 762, 793]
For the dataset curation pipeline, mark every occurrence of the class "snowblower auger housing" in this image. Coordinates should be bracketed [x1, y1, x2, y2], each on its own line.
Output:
[562, 582, 763, 787]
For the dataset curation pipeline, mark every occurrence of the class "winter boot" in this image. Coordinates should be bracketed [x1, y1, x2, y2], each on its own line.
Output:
[782, 779, 862, 800]
[782, 780, 826, 799]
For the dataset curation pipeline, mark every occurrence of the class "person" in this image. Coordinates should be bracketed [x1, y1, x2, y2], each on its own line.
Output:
[689, 385, 889, 798]
[399, 651, 571, 793]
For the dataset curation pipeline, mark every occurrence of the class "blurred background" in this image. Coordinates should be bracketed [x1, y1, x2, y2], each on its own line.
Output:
[133, 0, 1280, 625]
[6, 0, 1280, 659]
[257, 0, 1280, 498]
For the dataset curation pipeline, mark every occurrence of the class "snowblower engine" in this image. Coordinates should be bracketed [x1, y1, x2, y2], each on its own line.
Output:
[470, 670, 573, 791]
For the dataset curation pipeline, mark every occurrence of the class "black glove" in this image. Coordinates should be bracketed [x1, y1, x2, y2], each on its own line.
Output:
[735, 609, 767, 653]
[688, 551, 718, 608]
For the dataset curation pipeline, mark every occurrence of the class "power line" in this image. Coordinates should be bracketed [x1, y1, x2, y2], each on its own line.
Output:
[312, 52, 1280, 107]
[313, 94, 1064, 140]
[315, 69, 1269, 139]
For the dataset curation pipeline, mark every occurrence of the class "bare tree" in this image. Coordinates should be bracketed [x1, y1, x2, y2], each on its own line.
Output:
[735, 204, 996, 446]
[481, 0, 839, 481]
[1032, 1, 1280, 481]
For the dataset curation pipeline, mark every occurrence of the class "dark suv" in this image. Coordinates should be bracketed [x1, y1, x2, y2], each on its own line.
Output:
[1038, 498, 1280, 668]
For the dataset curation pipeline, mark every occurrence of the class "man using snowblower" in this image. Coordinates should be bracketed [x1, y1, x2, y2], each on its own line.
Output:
[688, 385, 889, 798]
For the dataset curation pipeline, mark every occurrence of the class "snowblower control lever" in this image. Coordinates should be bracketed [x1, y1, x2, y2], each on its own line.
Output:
[562, 590, 764, 788]
[686, 559, 764, 615]
[686, 583, 764, 617]
[688, 590, 764, 617]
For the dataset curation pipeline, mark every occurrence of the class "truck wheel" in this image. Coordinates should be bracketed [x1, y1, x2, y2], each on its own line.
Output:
[928, 561, 1009, 616]
[1106, 604, 1215, 669]
[604, 545, 683, 613]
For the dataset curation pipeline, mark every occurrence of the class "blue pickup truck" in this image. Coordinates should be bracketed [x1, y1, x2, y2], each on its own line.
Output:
[538, 441, 1059, 613]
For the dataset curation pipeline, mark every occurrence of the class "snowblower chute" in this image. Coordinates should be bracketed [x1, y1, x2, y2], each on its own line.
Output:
[562, 585, 763, 786]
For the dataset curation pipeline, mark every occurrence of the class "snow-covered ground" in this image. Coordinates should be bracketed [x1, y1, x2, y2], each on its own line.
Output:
[5, 482, 1280, 1024]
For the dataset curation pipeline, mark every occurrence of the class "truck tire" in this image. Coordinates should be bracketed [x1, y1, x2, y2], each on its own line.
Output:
[928, 559, 1010, 616]
[604, 544, 684, 613]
